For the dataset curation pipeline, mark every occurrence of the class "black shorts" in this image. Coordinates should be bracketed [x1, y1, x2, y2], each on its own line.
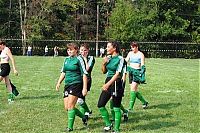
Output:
[0, 63, 10, 77]
[63, 83, 83, 98]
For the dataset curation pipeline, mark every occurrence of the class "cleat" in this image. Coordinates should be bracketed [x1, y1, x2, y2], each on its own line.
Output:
[82, 116, 88, 126]
[142, 102, 149, 109]
[63, 128, 73, 132]
[104, 124, 112, 132]
[123, 112, 128, 122]
[85, 110, 92, 117]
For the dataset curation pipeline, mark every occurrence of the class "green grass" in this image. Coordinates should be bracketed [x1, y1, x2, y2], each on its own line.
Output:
[0, 56, 199, 133]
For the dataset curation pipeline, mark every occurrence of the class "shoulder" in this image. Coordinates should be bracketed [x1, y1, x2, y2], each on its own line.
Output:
[138, 51, 144, 57]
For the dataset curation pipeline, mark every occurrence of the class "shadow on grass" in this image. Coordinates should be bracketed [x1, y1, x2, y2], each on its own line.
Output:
[128, 113, 173, 123]
[17, 94, 59, 100]
[148, 103, 181, 110]
[133, 121, 179, 130]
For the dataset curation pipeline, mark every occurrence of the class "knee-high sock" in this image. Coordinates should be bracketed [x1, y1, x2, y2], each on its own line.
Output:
[110, 99, 115, 120]
[80, 102, 90, 114]
[136, 92, 146, 104]
[120, 104, 128, 113]
[74, 108, 84, 118]
[68, 109, 76, 129]
[114, 107, 121, 132]
[99, 107, 111, 126]
[129, 91, 137, 110]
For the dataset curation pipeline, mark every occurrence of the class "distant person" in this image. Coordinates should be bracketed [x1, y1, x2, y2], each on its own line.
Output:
[125, 42, 148, 111]
[54, 46, 58, 57]
[0, 41, 18, 103]
[44, 45, 48, 56]
[100, 47, 105, 57]
[27, 45, 32, 56]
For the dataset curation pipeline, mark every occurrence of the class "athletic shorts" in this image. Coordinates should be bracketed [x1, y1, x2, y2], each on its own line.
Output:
[0, 63, 10, 77]
[105, 77, 124, 98]
[63, 83, 83, 98]
[129, 68, 141, 84]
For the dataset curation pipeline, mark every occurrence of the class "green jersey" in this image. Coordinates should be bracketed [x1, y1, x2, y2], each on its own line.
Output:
[62, 55, 88, 85]
[105, 55, 126, 78]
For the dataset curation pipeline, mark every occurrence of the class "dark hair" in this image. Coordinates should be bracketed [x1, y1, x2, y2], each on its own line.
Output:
[67, 43, 79, 50]
[80, 43, 89, 50]
[0, 40, 6, 45]
[130, 42, 138, 48]
[108, 41, 120, 53]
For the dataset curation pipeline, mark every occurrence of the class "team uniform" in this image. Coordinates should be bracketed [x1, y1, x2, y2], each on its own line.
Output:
[61, 55, 88, 98]
[127, 52, 148, 111]
[61, 55, 88, 131]
[77, 55, 95, 116]
[97, 55, 126, 132]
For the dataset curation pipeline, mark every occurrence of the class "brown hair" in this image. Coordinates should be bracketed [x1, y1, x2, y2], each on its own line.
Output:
[80, 43, 89, 50]
[67, 43, 79, 50]
[0, 40, 6, 45]
[108, 41, 120, 53]
[130, 42, 138, 48]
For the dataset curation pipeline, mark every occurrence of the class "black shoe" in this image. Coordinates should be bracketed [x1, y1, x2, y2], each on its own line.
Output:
[82, 116, 88, 126]
[142, 102, 149, 109]
[123, 112, 128, 122]
[85, 110, 92, 118]
[63, 128, 73, 132]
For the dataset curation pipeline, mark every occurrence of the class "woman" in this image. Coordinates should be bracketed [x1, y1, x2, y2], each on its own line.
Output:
[97, 41, 126, 132]
[77, 43, 95, 117]
[0, 41, 18, 103]
[125, 42, 148, 111]
[56, 43, 88, 132]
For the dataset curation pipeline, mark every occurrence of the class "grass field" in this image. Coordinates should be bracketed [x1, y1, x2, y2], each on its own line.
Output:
[0, 56, 199, 133]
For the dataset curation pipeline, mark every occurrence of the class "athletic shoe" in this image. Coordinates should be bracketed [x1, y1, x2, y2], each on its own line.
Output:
[82, 116, 88, 126]
[63, 128, 73, 132]
[111, 130, 119, 133]
[104, 124, 113, 132]
[85, 110, 92, 118]
[123, 111, 128, 122]
[142, 102, 149, 109]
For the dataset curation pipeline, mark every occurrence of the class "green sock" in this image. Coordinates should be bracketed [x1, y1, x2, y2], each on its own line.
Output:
[110, 99, 115, 120]
[74, 108, 84, 118]
[80, 101, 90, 114]
[136, 92, 146, 104]
[114, 107, 121, 132]
[120, 104, 128, 113]
[99, 107, 111, 126]
[8, 93, 14, 100]
[68, 109, 76, 129]
[79, 106, 85, 115]
[129, 91, 136, 110]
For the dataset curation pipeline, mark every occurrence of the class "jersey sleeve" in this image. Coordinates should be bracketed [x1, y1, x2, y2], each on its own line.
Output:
[116, 56, 124, 73]
[77, 56, 88, 75]
[88, 56, 95, 72]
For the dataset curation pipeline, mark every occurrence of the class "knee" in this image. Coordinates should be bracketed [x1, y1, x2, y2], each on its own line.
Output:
[77, 98, 84, 105]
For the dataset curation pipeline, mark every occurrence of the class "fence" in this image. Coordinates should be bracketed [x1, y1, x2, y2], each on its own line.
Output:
[2, 39, 200, 58]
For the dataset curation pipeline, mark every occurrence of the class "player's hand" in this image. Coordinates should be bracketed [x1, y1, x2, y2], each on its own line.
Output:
[102, 84, 109, 91]
[56, 83, 60, 91]
[82, 89, 87, 96]
[14, 69, 18, 76]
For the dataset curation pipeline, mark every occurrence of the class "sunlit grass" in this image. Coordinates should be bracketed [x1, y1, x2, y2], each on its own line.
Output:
[0, 56, 199, 133]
